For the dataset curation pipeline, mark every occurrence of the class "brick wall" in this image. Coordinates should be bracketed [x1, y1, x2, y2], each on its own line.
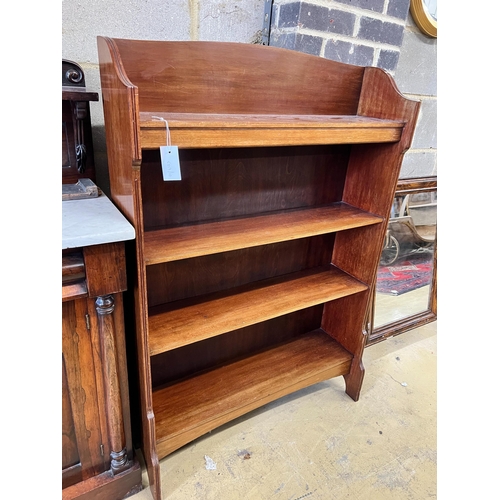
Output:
[270, 0, 410, 74]
[268, 0, 437, 179]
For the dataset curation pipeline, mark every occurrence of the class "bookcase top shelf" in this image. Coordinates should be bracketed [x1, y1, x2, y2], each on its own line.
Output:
[139, 112, 405, 148]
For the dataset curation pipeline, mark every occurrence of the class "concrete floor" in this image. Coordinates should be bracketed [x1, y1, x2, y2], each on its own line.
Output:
[129, 321, 437, 500]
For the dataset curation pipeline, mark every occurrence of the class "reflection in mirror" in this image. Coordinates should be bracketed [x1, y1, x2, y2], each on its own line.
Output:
[424, 0, 437, 21]
[374, 190, 436, 328]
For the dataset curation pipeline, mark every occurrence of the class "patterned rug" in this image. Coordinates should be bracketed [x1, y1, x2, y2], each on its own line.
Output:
[376, 251, 434, 296]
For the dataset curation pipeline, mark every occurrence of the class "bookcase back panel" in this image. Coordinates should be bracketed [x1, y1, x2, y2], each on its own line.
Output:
[141, 146, 349, 230]
[112, 39, 364, 116]
[150, 305, 325, 388]
[146, 234, 335, 307]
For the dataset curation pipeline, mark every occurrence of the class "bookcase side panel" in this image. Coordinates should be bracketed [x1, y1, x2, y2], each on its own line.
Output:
[130, 179, 161, 500]
[333, 67, 420, 286]
[97, 36, 142, 224]
[321, 291, 370, 401]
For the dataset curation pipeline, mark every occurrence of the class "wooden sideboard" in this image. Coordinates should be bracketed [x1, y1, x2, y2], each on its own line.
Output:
[62, 59, 142, 499]
[62, 193, 142, 500]
[97, 38, 420, 500]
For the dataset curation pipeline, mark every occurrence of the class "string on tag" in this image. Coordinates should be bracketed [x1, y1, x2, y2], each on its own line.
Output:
[151, 116, 182, 181]
[151, 116, 171, 146]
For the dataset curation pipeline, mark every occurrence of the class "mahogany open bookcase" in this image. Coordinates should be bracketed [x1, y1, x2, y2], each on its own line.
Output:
[97, 37, 420, 500]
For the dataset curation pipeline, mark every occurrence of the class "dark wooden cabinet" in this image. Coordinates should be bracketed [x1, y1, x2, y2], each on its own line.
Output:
[62, 59, 142, 499]
[62, 242, 142, 500]
[62, 59, 98, 184]
[97, 38, 420, 500]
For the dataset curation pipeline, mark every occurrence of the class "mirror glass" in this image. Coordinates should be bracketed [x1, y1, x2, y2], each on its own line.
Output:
[373, 189, 437, 328]
[424, 0, 437, 21]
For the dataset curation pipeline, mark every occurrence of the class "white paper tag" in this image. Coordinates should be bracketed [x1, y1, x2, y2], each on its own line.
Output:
[160, 145, 181, 181]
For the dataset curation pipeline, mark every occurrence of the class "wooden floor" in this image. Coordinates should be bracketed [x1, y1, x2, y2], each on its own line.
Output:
[129, 318, 437, 500]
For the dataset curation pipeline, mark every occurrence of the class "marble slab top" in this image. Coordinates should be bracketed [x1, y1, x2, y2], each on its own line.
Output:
[62, 193, 135, 250]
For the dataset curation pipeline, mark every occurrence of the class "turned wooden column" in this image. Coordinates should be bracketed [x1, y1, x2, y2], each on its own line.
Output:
[83, 241, 132, 475]
[95, 294, 129, 474]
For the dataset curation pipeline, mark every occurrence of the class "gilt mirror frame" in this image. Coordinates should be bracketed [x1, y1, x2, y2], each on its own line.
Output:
[365, 176, 437, 346]
[410, 0, 437, 38]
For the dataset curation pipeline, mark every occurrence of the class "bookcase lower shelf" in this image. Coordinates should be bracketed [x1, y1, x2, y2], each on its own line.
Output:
[153, 329, 353, 459]
[148, 266, 368, 354]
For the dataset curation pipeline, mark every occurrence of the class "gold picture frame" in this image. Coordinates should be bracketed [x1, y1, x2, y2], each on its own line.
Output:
[410, 0, 437, 38]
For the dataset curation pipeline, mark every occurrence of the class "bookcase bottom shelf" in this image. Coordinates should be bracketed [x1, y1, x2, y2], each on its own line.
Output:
[152, 329, 353, 459]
